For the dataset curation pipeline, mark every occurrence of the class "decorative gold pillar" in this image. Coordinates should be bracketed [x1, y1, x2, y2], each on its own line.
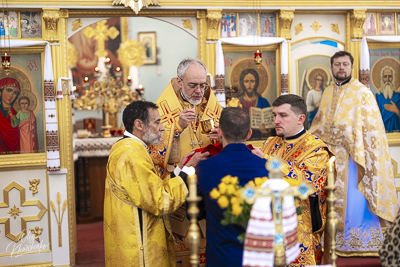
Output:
[279, 9, 295, 40]
[48, 8, 77, 266]
[203, 9, 222, 77]
[350, 9, 366, 39]
[349, 10, 366, 81]
[206, 9, 222, 41]
[43, 8, 61, 43]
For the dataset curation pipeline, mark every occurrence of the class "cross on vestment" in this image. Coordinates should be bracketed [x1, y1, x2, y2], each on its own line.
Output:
[83, 20, 120, 58]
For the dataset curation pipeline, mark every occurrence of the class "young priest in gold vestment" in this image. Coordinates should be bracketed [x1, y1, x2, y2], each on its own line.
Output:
[104, 101, 205, 267]
[253, 94, 332, 266]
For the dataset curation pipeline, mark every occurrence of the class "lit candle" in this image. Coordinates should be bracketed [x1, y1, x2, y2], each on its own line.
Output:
[187, 167, 197, 198]
[105, 57, 111, 64]
[327, 156, 336, 186]
[138, 84, 143, 89]
[94, 67, 99, 73]
[115, 66, 121, 72]
[84, 76, 89, 82]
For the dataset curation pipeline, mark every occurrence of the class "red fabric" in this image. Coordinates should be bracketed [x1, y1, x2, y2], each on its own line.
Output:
[0, 108, 20, 153]
[184, 142, 255, 165]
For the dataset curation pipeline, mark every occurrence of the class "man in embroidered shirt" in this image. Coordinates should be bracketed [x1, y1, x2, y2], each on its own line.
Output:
[309, 51, 398, 257]
[104, 100, 202, 266]
[253, 94, 331, 266]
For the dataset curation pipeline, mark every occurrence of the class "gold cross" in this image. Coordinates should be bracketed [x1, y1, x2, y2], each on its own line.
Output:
[83, 20, 120, 58]
[190, 139, 197, 149]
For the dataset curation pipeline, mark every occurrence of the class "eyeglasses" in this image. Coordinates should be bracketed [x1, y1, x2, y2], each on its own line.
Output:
[180, 78, 209, 91]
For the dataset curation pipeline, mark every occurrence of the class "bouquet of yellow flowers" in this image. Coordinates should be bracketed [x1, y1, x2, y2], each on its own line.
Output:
[209, 175, 268, 242]
[210, 174, 303, 243]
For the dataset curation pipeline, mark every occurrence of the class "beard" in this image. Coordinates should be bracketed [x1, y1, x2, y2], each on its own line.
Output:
[181, 89, 203, 106]
[142, 128, 162, 145]
[333, 72, 350, 83]
[380, 82, 395, 99]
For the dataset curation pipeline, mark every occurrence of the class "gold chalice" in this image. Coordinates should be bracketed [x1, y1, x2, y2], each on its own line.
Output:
[200, 118, 216, 144]
[200, 118, 215, 134]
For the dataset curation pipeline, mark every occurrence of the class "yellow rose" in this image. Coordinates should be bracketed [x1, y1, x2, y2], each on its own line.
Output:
[230, 176, 239, 185]
[221, 175, 232, 184]
[235, 189, 242, 198]
[210, 188, 221, 199]
[254, 177, 263, 187]
[218, 183, 227, 194]
[217, 195, 229, 208]
[248, 180, 255, 187]
[226, 184, 236, 195]
[232, 203, 243, 216]
[230, 196, 239, 205]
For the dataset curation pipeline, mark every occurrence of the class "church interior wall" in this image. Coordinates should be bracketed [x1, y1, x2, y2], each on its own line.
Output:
[0, 3, 400, 266]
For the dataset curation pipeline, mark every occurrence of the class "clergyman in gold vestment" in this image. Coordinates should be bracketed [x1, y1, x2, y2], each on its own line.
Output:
[310, 51, 399, 256]
[104, 101, 194, 267]
[254, 94, 332, 266]
[148, 58, 222, 266]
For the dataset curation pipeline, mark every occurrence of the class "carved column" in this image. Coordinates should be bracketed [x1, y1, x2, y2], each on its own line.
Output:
[351, 9, 367, 39]
[206, 9, 222, 41]
[279, 9, 295, 40]
[43, 8, 61, 43]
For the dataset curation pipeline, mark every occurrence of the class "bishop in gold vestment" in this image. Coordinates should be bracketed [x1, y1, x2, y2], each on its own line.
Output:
[262, 130, 331, 266]
[149, 59, 222, 266]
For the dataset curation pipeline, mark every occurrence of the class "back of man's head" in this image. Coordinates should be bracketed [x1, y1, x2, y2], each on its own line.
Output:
[123, 100, 158, 133]
[272, 94, 307, 116]
[219, 107, 250, 143]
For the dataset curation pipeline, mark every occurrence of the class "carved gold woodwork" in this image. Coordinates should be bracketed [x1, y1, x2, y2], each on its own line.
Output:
[50, 192, 67, 247]
[310, 20, 322, 33]
[182, 19, 193, 30]
[112, 0, 160, 15]
[206, 9, 222, 41]
[0, 182, 47, 243]
[72, 18, 83, 31]
[279, 9, 294, 40]
[351, 9, 367, 39]
[83, 20, 120, 58]
[30, 226, 43, 243]
[29, 179, 41, 196]
[295, 23, 303, 35]
[331, 23, 340, 34]
[42, 8, 61, 43]
[8, 205, 22, 219]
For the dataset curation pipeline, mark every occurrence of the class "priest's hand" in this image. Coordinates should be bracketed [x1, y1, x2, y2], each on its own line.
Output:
[184, 151, 210, 168]
[178, 108, 196, 130]
[251, 146, 265, 158]
[206, 123, 219, 141]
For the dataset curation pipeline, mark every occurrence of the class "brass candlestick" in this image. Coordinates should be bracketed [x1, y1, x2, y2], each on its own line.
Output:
[325, 156, 337, 267]
[187, 167, 202, 267]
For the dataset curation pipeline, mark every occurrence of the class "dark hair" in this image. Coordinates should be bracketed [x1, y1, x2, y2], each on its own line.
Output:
[272, 94, 307, 116]
[239, 68, 259, 93]
[330, 51, 354, 66]
[18, 96, 30, 106]
[219, 107, 250, 143]
[122, 100, 158, 133]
